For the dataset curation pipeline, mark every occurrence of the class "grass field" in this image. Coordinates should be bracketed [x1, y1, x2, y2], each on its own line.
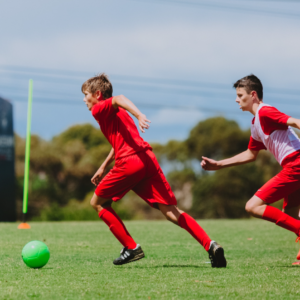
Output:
[1, 219, 300, 300]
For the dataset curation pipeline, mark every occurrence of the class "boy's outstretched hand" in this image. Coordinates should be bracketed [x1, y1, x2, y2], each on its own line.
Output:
[138, 114, 151, 133]
[201, 156, 221, 171]
[91, 167, 105, 186]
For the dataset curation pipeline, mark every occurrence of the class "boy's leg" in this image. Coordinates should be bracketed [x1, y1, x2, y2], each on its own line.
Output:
[284, 205, 300, 260]
[91, 154, 149, 265]
[158, 204, 211, 251]
[249, 165, 300, 236]
[282, 191, 300, 260]
[132, 150, 226, 267]
[283, 206, 300, 220]
[90, 193, 137, 250]
[247, 196, 300, 262]
[158, 204, 226, 268]
[282, 188, 300, 220]
[245, 196, 300, 235]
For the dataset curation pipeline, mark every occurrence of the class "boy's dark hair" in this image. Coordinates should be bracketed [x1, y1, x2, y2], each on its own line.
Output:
[81, 73, 113, 99]
[233, 74, 263, 100]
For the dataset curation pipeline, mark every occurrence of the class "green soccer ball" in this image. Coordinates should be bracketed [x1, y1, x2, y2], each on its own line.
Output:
[22, 241, 50, 268]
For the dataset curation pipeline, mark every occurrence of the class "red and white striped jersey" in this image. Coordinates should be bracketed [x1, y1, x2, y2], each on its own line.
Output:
[249, 103, 300, 165]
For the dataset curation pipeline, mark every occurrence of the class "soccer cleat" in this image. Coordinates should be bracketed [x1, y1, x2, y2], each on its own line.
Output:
[208, 241, 227, 268]
[113, 244, 145, 265]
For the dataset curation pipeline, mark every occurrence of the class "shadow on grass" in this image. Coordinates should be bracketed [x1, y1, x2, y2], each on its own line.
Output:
[124, 264, 208, 269]
[268, 265, 300, 268]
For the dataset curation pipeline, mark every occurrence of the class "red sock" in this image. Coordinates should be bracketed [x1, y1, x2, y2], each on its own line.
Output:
[98, 207, 137, 249]
[178, 213, 211, 251]
[262, 206, 300, 235]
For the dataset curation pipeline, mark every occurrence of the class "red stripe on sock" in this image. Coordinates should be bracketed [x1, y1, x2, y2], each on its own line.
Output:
[98, 207, 137, 249]
[178, 213, 211, 251]
[262, 206, 300, 235]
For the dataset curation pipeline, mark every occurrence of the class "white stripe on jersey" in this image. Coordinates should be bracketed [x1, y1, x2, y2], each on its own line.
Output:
[251, 103, 300, 165]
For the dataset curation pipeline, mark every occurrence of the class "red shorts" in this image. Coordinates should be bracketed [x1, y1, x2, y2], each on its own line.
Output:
[255, 151, 300, 209]
[95, 150, 177, 207]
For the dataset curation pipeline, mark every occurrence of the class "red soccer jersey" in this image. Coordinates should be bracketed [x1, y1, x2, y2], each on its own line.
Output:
[92, 97, 151, 160]
[248, 106, 290, 151]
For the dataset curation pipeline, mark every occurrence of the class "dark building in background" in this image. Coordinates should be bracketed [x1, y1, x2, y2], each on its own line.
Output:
[0, 97, 16, 221]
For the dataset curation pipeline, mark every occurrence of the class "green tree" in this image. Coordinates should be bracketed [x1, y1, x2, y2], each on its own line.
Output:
[53, 123, 108, 149]
[15, 124, 112, 219]
[192, 163, 264, 218]
[186, 117, 250, 160]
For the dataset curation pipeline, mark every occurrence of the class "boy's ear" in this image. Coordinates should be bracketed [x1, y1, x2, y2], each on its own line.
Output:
[251, 90, 257, 100]
[95, 90, 103, 101]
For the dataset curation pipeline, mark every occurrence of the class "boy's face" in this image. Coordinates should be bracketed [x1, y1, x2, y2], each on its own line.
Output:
[235, 87, 254, 112]
[83, 90, 101, 111]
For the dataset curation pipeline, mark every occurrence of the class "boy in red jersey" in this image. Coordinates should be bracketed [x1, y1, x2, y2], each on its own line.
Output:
[201, 74, 300, 262]
[82, 74, 226, 267]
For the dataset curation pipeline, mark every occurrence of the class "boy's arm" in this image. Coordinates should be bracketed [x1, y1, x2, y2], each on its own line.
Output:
[287, 117, 300, 130]
[112, 95, 151, 133]
[91, 148, 115, 186]
[201, 149, 259, 171]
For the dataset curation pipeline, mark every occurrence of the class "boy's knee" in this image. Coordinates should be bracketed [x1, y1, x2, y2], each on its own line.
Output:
[163, 211, 174, 222]
[159, 206, 180, 225]
[245, 201, 253, 214]
[90, 198, 98, 210]
[245, 200, 263, 217]
[245, 196, 268, 218]
[90, 195, 111, 212]
[90, 198, 94, 207]
[245, 201, 258, 216]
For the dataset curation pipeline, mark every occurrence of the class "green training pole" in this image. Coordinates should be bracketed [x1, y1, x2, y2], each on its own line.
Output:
[22, 79, 33, 215]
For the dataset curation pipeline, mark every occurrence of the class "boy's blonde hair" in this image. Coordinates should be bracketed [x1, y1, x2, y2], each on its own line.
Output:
[81, 73, 113, 99]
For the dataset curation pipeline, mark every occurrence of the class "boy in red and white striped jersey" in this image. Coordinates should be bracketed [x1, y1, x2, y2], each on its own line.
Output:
[201, 74, 300, 262]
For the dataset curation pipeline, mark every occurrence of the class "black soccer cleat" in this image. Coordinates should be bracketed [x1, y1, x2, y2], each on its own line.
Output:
[113, 244, 145, 265]
[208, 241, 227, 268]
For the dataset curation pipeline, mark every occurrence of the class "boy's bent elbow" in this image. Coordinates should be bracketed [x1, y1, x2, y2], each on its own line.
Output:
[287, 117, 300, 130]
[247, 150, 258, 162]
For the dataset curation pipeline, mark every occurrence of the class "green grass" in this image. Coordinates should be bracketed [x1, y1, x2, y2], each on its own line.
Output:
[1, 219, 300, 300]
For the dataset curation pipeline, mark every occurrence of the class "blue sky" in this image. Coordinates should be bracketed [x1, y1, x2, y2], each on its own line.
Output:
[0, 0, 299, 143]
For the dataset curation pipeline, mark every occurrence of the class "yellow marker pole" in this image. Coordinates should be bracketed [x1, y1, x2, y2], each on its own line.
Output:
[18, 80, 33, 229]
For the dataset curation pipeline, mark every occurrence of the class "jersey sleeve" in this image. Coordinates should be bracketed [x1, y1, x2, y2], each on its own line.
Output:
[92, 98, 117, 120]
[259, 106, 290, 135]
[248, 136, 266, 151]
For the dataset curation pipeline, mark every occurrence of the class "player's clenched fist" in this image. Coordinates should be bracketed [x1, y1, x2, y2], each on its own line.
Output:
[91, 167, 105, 186]
[201, 156, 221, 171]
